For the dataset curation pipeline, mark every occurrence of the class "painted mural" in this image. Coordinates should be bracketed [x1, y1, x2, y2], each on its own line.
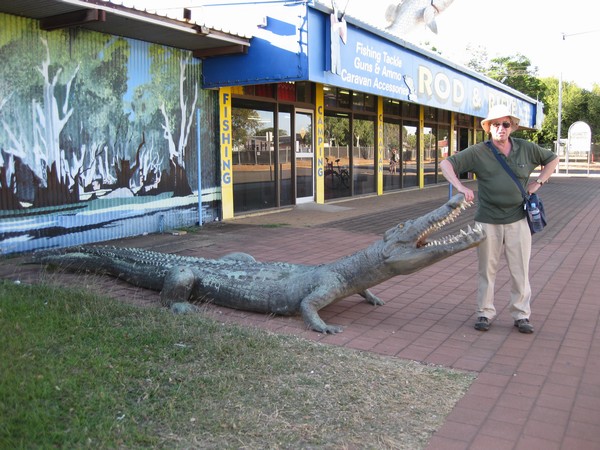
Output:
[0, 13, 220, 255]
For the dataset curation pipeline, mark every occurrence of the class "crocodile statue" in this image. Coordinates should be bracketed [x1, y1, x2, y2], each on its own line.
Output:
[31, 194, 484, 334]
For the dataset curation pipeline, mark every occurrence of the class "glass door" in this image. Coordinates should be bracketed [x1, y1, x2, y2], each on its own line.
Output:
[295, 110, 314, 203]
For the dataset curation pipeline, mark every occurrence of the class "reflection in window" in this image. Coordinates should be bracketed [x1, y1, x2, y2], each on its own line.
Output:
[353, 117, 375, 195]
[402, 102, 419, 119]
[438, 127, 449, 183]
[295, 111, 314, 200]
[383, 98, 401, 115]
[475, 129, 485, 145]
[403, 123, 418, 188]
[384, 121, 401, 191]
[323, 86, 351, 109]
[278, 111, 293, 206]
[324, 115, 351, 200]
[352, 92, 376, 112]
[424, 126, 437, 185]
[232, 107, 276, 213]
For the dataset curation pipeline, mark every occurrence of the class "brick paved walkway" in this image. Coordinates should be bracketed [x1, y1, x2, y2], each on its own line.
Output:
[2, 177, 599, 449]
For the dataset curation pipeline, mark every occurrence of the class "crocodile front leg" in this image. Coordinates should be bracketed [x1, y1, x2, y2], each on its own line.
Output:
[160, 266, 200, 314]
[360, 289, 385, 306]
[298, 282, 345, 334]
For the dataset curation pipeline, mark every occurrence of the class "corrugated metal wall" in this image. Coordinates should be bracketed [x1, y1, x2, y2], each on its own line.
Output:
[0, 12, 221, 255]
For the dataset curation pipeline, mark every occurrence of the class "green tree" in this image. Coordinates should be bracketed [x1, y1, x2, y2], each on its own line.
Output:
[486, 54, 545, 101]
[231, 108, 261, 150]
[324, 116, 350, 147]
[537, 78, 598, 148]
[587, 85, 600, 143]
[353, 118, 374, 147]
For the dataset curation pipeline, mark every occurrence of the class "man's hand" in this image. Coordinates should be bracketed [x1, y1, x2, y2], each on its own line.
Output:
[527, 181, 541, 195]
[457, 186, 475, 202]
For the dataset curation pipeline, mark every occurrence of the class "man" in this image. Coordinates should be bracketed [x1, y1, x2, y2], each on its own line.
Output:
[440, 105, 559, 334]
[389, 148, 399, 174]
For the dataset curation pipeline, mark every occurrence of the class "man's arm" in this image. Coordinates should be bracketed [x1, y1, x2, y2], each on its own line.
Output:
[440, 159, 475, 202]
[527, 156, 560, 194]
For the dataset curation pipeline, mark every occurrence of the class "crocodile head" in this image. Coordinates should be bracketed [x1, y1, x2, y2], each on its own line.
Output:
[381, 194, 485, 274]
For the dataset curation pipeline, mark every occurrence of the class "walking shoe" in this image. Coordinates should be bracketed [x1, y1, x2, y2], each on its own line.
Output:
[514, 318, 534, 334]
[474, 316, 490, 331]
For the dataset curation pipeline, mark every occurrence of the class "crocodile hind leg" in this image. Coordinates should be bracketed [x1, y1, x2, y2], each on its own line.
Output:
[360, 289, 385, 306]
[160, 266, 200, 314]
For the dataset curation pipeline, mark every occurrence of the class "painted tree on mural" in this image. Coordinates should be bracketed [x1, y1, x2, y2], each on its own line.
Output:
[62, 33, 131, 195]
[133, 45, 200, 197]
[0, 28, 77, 207]
[0, 16, 202, 211]
[0, 21, 130, 207]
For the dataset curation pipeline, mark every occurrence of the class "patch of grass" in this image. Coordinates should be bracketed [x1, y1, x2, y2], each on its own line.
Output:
[0, 280, 475, 449]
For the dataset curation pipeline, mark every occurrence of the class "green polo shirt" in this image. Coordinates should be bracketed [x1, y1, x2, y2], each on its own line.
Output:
[446, 137, 557, 224]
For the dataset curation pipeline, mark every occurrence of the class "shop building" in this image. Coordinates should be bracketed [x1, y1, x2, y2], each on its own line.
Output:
[202, 1, 542, 218]
[0, 0, 542, 255]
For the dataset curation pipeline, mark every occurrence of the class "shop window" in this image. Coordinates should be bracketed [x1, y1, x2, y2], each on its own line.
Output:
[424, 107, 437, 122]
[424, 126, 437, 185]
[277, 83, 296, 102]
[278, 109, 293, 207]
[231, 105, 276, 213]
[295, 82, 313, 103]
[337, 89, 351, 109]
[438, 127, 450, 160]
[324, 86, 351, 109]
[452, 129, 458, 155]
[438, 109, 450, 124]
[242, 85, 256, 96]
[324, 114, 351, 200]
[352, 116, 376, 196]
[383, 99, 401, 115]
[383, 121, 401, 191]
[352, 92, 376, 112]
[403, 122, 418, 188]
[475, 129, 485, 143]
[243, 84, 275, 98]
[353, 92, 364, 110]
[402, 102, 419, 119]
[324, 85, 337, 107]
[438, 126, 449, 182]
[457, 127, 472, 179]
[456, 113, 472, 127]
[364, 94, 375, 112]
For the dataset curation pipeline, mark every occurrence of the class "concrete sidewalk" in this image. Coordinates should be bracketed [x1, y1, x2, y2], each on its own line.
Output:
[2, 178, 599, 449]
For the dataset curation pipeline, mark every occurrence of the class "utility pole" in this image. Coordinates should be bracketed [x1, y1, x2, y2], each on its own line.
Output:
[557, 33, 564, 172]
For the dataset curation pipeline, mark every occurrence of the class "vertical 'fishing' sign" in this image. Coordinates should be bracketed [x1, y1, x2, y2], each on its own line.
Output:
[220, 87, 234, 219]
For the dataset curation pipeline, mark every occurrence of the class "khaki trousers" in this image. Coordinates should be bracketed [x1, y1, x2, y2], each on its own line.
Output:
[476, 218, 532, 321]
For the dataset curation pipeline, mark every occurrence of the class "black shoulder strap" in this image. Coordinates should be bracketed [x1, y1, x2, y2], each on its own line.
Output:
[484, 140, 528, 200]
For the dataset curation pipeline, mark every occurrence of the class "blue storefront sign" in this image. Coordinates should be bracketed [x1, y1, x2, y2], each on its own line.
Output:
[202, 2, 540, 128]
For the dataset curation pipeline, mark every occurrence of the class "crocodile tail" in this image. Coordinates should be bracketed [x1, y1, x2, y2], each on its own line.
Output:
[29, 246, 86, 264]
[29, 246, 104, 269]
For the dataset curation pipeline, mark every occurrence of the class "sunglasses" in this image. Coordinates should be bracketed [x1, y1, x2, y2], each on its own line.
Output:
[491, 121, 511, 129]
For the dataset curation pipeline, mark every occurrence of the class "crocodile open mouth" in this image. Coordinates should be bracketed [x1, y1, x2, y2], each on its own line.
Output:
[416, 199, 482, 248]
